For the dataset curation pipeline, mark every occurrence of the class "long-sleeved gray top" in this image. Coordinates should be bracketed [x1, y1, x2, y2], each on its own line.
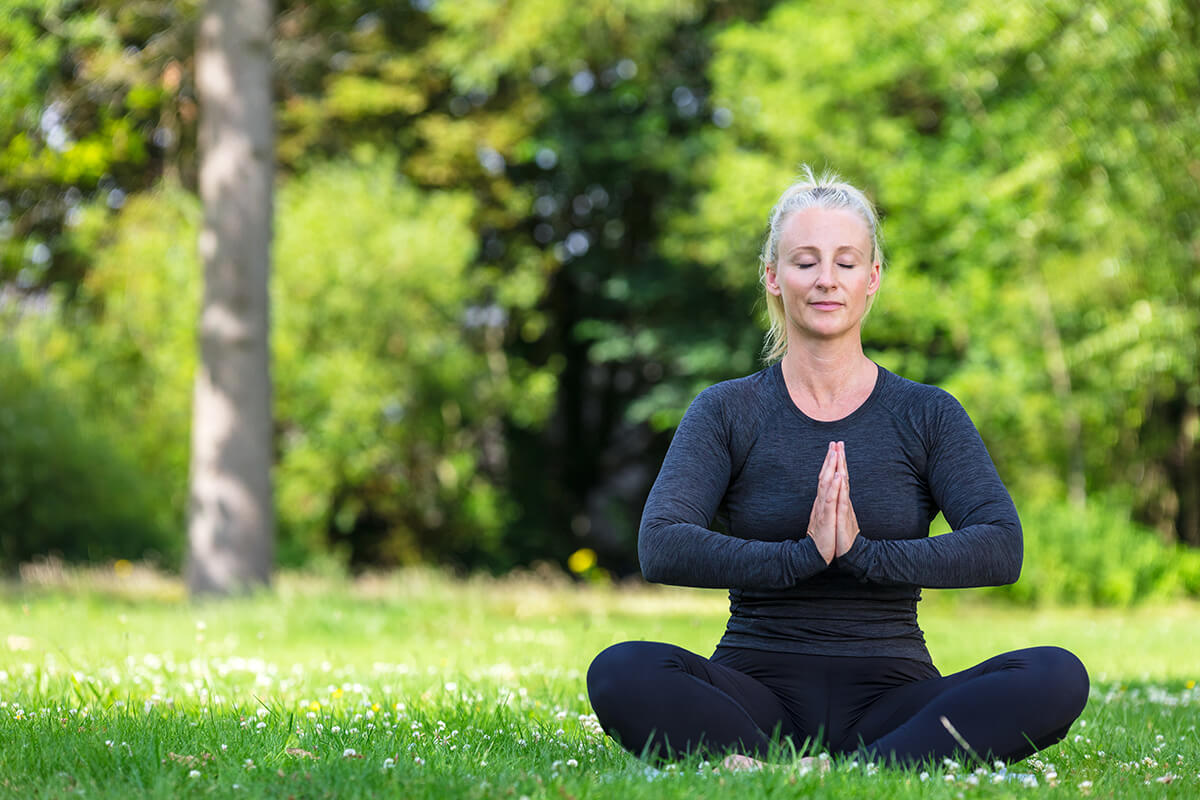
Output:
[638, 361, 1022, 663]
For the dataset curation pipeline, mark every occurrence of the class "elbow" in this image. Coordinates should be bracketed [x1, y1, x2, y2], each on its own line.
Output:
[638, 547, 666, 584]
[637, 522, 669, 584]
[640, 563, 667, 585]
[999, 522, 1023, 585]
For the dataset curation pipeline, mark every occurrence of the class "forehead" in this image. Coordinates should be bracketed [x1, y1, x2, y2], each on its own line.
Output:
[778, 207, 871, 254]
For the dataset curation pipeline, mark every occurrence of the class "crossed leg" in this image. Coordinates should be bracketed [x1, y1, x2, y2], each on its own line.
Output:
[849, 646, 1090, 765]
[587, 641, 1089, 768]
[586, 641, 795, 760]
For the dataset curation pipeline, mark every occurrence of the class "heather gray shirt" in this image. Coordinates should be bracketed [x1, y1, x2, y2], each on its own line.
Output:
[638, 361, 1022, 663]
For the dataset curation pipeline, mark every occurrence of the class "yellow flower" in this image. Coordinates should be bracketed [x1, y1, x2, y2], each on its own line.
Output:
[114, 559, 133, 578]
[567, 548, 597, 574]
[371, 703, 380, 712]
[1187, 680, 1196, 690]
[309, 701, 321, 711]
[331, 688, 344, 700]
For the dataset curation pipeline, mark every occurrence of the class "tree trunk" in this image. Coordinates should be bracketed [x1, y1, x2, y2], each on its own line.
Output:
[1171, 403, 1200, 547]
[187, 0, 275, 595]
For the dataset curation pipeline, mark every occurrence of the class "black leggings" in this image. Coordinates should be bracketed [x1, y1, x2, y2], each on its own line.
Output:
[587, 642, 1089, 766]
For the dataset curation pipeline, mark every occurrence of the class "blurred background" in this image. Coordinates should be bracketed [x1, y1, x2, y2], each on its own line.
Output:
[1, 0, 1198, 606]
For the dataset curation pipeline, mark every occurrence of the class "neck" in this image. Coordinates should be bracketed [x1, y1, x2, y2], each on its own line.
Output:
[779, 335, 873, 408]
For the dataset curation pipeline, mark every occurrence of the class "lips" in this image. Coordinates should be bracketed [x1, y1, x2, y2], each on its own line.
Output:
[810, 301, 842, 310]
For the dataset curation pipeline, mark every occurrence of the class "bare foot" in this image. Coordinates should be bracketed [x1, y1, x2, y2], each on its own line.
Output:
[722, 753, 765, 771]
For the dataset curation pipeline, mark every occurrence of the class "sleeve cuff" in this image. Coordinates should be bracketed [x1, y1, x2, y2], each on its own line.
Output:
[788, 536, 832, 584]
[837, 534, 874, 581]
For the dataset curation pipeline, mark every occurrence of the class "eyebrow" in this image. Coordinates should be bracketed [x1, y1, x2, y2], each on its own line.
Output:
[787, 245, 865, 257]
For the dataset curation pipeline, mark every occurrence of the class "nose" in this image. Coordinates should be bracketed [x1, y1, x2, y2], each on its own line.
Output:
[815, 260, 837, 290]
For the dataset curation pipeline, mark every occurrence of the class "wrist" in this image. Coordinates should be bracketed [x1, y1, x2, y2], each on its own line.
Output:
[806, 529, 833, 565]
[837, 534, 871, 581]
[840, 531, 866, 559]
[835, 528, 860, 557]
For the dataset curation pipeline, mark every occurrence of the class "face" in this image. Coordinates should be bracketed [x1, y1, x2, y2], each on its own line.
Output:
[764, 207, 880, 343]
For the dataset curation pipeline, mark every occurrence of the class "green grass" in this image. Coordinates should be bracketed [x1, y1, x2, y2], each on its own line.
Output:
[0, 566, 1197, 798]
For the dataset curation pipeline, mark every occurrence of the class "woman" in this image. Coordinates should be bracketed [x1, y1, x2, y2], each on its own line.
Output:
[585, 166, 1088, 769]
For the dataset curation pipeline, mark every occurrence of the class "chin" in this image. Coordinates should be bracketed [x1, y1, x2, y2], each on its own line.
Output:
[801, 320, 858, 339]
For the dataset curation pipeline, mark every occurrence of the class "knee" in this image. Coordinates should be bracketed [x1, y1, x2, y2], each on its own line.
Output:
[586, 642, 630, 708]
[586, 641, 666, 717]
[1032, 646, 1090, 718]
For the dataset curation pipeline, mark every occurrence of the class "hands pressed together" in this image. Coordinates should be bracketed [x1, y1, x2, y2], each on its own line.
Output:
[807, 441, 860, 565]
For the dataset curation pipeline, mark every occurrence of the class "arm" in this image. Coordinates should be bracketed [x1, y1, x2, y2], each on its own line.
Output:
[638, 387, 829, 590]
[837, 393, 1023, 587]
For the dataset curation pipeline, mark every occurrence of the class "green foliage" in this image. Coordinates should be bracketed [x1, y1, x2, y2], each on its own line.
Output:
[14, 159, 556, 570]
[984, 497, 1200, 607]
[0, 337, 175, 568]
[4, 0, 1199, 580]
[271, 157, 556, 568]
[4, 184, 201, 563]
[258, 0, 781, 563]
[0, 0, 195, 283]
[672, 0, 1200, 541]
[0, 2, 64, 138]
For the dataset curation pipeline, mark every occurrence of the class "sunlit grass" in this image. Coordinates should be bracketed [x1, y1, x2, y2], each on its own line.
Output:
[0, 566, 1197, 798]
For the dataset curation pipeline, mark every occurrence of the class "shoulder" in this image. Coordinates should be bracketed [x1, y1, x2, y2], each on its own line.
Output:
[686, 364, 777, 429]
[677, 366, 775, 448]
[696, 365, 774, 403]
[878, 367, 962, 413]
[874, 366, 975, 442]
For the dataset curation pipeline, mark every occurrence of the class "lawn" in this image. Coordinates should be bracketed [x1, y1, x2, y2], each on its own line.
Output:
[0, 565, 1196, 798]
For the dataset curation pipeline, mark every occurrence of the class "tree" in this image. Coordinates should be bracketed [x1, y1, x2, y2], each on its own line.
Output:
[671, 0, 1200, 544]
[186, 0, 275, 594]
[0, 0, 202, 290]
[13, 0, 1195, 573]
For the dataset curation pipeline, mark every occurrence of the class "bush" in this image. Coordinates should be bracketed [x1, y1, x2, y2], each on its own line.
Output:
[270, 158, 555, 568]
[985, 494, 1200, 606]
[0, 338, 175, 569]
[12, 157, 556, 570]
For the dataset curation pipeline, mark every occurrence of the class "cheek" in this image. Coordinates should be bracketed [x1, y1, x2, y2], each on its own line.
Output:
[782, 269, 811, 290]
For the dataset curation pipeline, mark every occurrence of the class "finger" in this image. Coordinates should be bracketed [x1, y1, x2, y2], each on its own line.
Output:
[839, 474, 851, 533]
[817, 445, 836, 491]
[811, 446, 837, 531]
[821, 476, 839, 532]
[819, 442, 835, 479]
[835, 478, 851, 550]
[839, 444, 850, 491]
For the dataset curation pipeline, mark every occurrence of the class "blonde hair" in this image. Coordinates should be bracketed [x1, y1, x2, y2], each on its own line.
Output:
[759, 164, 885, 363]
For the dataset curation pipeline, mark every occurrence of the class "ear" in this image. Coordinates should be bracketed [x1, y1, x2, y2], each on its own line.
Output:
[866, 261, 881, 296]
[764, 263, 782, 296]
